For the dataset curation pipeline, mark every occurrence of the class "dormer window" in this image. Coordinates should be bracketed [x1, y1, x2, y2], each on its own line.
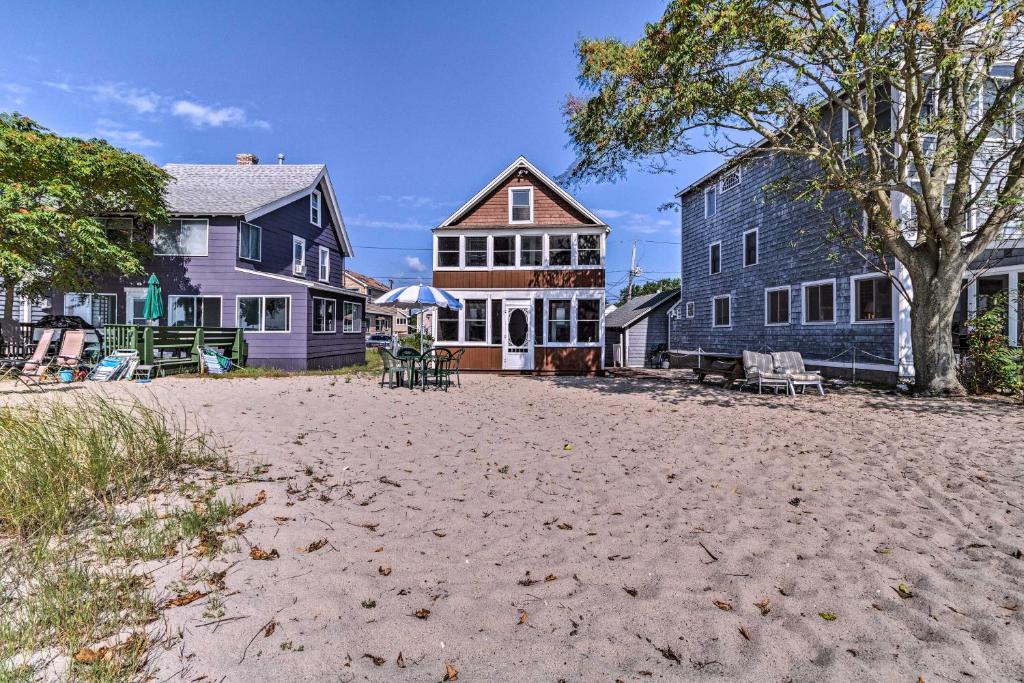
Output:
[509, 187, 533, 223]
[310, 190, 322, 226]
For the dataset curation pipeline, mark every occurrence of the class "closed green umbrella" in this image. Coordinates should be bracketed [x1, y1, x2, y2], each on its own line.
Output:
[142, 273, 164, 323]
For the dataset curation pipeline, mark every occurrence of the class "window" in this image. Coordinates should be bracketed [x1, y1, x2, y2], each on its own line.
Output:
[169, 296, 221, 327]
[709, 242, 722, 275]
[743, 229, 758, 267]
[704, 186, 717, 218]
[490, 299, 503, 344]
[310, 190, 321, 226]
[465, 237, 488, 267]
[509, 187, 533, 223]
[342, 301, 361, 333]
[712, 295, 731, 327]
[549, 235, 572, 266]
[154, 219, 209, 256]
[577, 298, 600, 343]
[438, 236, 460, 267]
[437, 306, 459, 341]
[685, 301, 695, 318]
[577, 234, 601, 266]
[720, 167, 742, 193]
[803, 281, 836, 324]
[493, 236, 515, 267]
[765, 287, 790, 325]
[533, 298, 544, 344]
[98, 217, 134, 244]
[853, 276, 893, 322]
[313, 297, 336, 333]
[318, 246, 330, 282]
[844, 108, 863, 154]
[239, 222, 261, 261]
[64, 293, 116, 327]
[520, 236, 543, 267]
[126, 290, 148, 324]
[292, 236, 306, 276]
[237, 296, 290, 332]
[548, 299, 571, 342]
[464, 300, 487, 342]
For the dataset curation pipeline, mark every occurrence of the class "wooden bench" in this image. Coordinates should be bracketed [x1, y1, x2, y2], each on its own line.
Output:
[103, 325, 248, 376]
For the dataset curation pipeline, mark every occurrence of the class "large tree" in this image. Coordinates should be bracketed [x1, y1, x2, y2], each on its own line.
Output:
[565, 0, 1024, 395]
[616, 277, 681, 306]
[0, 113, 168, 321]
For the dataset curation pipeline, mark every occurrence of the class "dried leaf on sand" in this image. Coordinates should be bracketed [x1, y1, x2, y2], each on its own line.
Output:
[362, 653, 385, 666]
[414, 608, 431, 619]
[443, 662, 459, 681]
[713, 600, 733, 611]
[250, 546, 279, 561]
[378, 565, 392, 576]
[299, 538, 328, 553]
[163, 591, 208, 608]
[754, 598, 771, 615]
[517, 609, 529, 625]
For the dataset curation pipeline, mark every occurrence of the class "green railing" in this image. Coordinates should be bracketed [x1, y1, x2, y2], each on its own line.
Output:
[102, 324, 247, 375]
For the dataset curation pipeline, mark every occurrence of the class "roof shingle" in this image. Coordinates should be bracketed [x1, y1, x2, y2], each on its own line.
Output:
[163, 163, 324, 215]
[605, 290, 678, 329]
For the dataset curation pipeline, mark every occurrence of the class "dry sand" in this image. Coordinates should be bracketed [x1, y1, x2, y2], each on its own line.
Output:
[6, 372, 1024, 681]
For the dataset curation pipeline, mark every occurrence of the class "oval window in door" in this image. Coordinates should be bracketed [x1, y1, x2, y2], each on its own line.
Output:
[508, 309, 528, 347]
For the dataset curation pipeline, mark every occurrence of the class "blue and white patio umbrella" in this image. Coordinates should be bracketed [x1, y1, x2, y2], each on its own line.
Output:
[374, 284, 463, 352]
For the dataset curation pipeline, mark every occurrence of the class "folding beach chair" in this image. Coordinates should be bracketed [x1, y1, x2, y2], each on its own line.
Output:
[16, 329, 87, 390]
[1, 328, 54, 381]
[87, 349, 139, 382]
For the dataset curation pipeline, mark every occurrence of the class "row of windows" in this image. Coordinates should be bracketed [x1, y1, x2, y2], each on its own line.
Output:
[435, 233, 602, 269]
[435, 297, 602, 345]
[102, 214, 336, 285]
[682, 275, 894, 328]
[708, 229, 759, 274]
[64, 292, 359, 334]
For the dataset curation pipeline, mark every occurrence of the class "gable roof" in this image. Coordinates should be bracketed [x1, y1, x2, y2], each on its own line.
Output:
[605, 290, 679, 329]
[437, 155, 608, 229]
[163, 163, 354, 257]
[345, 269, 391, 293]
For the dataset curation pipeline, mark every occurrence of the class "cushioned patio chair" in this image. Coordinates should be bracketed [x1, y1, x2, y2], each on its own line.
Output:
[377, 348, 407, 389]
[771, 351, 825, 395]
[741, 350, 793, 395]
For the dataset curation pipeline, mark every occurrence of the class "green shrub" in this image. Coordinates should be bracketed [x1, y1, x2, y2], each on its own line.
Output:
[958, 292, 1024, 395]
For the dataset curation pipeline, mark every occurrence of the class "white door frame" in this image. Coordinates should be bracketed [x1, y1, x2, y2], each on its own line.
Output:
[502, 299, 533, 370]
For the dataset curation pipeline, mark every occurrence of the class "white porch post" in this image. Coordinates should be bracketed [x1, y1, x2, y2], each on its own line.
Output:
[1009, 271, 1019, 347]
[967, 279, 978, 320]
[895, 261, 915, 377]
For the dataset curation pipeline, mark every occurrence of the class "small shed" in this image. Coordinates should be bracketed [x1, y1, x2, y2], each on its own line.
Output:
[604, 290, 678, 368]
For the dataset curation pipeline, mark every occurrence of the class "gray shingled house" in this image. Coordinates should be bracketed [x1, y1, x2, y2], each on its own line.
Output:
[604, 290, 678, 368]
[18, 154, 367, 370]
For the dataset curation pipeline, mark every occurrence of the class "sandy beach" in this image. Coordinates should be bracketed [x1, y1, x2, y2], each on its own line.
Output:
[5, 372, 1023, 682]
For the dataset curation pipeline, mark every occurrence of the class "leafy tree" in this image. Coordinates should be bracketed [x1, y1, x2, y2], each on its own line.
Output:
[0, 113, 169, 321]
[616, 277, 680, 306]
[565, 0, 1024, 395]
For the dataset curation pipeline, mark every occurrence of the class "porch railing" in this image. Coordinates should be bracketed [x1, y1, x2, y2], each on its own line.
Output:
[0, 322, 34, 358]
[102, 324, 248, 375]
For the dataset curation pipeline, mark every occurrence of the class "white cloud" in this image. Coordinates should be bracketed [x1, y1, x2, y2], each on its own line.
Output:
[41, 80, 72, 92]
[595, 208, 674, 234]
[1, 83, 30, 106]
[89, 83, 161, 114]
[171, 100, 270, 129]
[377, 194, 453, 210]
[94, 120, 161, 149]
[404, 256, 427, 272]
[346, 214, 428, 231]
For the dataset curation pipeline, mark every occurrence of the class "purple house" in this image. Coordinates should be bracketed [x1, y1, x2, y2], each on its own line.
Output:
[52, 154, 366, 370]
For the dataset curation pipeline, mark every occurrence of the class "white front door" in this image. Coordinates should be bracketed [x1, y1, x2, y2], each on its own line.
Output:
[502, 300, 533, 370]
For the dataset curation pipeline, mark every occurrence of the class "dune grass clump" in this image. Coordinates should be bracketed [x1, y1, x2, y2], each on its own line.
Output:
[0, 396, 221, 539]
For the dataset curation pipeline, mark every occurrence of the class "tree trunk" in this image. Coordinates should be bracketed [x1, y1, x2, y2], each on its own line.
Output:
[1, 282, 14, 323]
[908, 271, 966, 395]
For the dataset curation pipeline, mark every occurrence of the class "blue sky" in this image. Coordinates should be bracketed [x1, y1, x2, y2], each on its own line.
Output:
[3, 1, 725, 301]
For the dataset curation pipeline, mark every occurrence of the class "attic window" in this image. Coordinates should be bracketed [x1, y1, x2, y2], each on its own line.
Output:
[509, 188, 533, 223]
[310, 190, 322, 226]
[720, 167, 742, 193]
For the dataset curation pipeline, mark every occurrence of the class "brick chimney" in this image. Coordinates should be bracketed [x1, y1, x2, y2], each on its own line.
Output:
[235, 153, 259, 165]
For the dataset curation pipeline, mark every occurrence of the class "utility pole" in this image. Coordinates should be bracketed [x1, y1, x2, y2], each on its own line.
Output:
[626, 240, 641, 301]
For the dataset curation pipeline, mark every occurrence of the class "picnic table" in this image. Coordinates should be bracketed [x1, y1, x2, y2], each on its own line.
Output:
[665, 350, 745, 388]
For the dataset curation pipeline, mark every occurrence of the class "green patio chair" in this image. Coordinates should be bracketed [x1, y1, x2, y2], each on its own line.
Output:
[416, 348, 454, 391]
[448, 347, 466, 387]
[378, 348, 407, 389]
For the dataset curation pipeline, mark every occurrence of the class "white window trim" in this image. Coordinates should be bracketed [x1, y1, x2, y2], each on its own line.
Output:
[508, 187, 534, 224]
[711, 294, 732, 328]
[235, 295, 292, 334]
[312, 296, 337, 334]
[708, 241, 722, 275]
[685, 301, 695, 319]
[461, 298, 489, 343]
[310, 190, 322, 227]
[318, 246, 330, 283]
[850, 273, 896, 324]
[742, 228, 758, 267]
[546, 233, 574, 269]
[462, 235, 489, 270]
[490, 233, 517, 269]
[153, 218, 210, 257]
[801, 278, 838, 325]
[518, 234, 544, 269]
[64, 292, 117, 325]
[704, 186, 718, 218]
[292, 236, 306, 277]
[719, 166, 742, 193]
[342, 301, 362, 333]
[764, 286, 791, 326]
[167, 294, 224, 327]
[124, 287, 149, 325]
[238, 221, 262, 262]
[432, 231, 603, 271]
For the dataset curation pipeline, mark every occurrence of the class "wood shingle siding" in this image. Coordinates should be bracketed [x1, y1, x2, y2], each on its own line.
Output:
[450, 173, 595, 227]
